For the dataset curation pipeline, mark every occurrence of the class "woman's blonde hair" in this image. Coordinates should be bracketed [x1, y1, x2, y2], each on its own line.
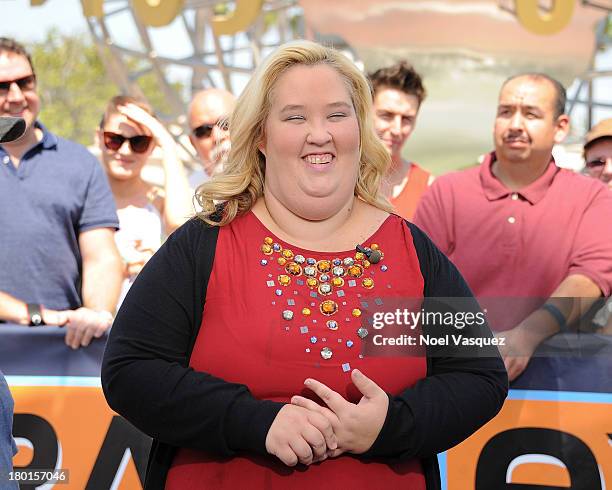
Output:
[195, 40, 392, 226]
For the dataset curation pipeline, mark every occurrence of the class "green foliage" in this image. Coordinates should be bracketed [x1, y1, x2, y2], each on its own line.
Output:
[31, 29, 115, 146]
[30, 29, 182, 146]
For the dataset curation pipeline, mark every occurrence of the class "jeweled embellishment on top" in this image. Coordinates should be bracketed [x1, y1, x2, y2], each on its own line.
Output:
[320, 300, 338, 316]
[306, 277, 318, 288]
[332, 266, 345, 277]
[320, 347, 333, 359]
[327, 320, 339, 330]
[317, 260, 332, 273]
[259, 236, 387, 369]
[348, 265, 363, 278]
[304, 266, 317, 277]
[285, 262, 302, 276]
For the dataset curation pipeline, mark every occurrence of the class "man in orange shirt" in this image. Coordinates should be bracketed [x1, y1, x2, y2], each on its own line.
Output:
[369, 62, 432, 219]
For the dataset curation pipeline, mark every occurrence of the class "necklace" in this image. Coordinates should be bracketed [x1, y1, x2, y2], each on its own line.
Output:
[259, 235, 389, 372]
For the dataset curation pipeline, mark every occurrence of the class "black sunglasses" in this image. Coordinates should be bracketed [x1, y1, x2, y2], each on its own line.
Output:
[192, 118, 230, 139]
[103, 132, 152, 154]
[0, 74, 36, 94]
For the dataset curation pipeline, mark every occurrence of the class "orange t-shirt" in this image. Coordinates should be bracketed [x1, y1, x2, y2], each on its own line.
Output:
[390, 163, 431, 220]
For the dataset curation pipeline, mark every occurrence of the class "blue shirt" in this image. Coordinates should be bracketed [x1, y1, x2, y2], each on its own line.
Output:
[0, 370, 17, 489]
[0, 123, 119, 310]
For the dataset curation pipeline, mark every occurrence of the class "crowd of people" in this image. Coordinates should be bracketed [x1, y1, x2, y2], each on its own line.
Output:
[1, 33, 611, 489]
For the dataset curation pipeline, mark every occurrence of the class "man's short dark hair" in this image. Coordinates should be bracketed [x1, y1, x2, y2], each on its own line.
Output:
[502, 73, 566, 119]
[0, 38, 35, 74]
[368, 61, 426, 106]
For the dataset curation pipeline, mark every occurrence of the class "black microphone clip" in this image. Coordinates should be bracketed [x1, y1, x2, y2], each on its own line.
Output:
[355, 244, 382, 264]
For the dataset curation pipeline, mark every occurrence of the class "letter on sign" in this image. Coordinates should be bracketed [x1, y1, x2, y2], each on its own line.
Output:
[132, 0, 185, 27]
[516, 0, 575, 35]
[81, 0, 103, 18]
[212, 0, 264, 36]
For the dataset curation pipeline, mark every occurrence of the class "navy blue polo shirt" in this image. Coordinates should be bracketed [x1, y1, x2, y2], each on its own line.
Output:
[0, 122, 119, 310]
[0, 370, 17, 489]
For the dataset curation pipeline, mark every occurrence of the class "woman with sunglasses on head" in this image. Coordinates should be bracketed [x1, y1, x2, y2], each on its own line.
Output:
[97, 96, 192, 303]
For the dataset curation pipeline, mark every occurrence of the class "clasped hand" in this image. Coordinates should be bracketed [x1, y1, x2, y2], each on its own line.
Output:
[265, 369, 388, 467]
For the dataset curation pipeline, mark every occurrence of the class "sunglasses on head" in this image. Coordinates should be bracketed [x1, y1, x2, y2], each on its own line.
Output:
[103, 132, 152, 154]
[0, 74, 36, 94]
[192, 118, 230, 139]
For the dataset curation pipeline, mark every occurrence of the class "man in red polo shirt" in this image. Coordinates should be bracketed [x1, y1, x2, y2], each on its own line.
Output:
[414, 73, 612, 381]
[369, 62, 433, 220]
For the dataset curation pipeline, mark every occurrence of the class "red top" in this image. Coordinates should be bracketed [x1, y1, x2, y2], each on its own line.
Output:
[414, 152, 612, 329]
[166, 211, 427, 489]
[390, 162, 431, 220]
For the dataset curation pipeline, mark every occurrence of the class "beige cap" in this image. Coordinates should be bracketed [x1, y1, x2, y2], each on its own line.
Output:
[585, 118, 612, 149]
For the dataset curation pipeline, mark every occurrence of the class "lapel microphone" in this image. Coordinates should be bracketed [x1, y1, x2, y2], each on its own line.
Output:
[355, 244, 382, 264]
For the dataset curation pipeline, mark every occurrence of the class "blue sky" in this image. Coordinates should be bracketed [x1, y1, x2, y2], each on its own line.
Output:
[4, 0, 610, 137]
[3, 0, 87, 41]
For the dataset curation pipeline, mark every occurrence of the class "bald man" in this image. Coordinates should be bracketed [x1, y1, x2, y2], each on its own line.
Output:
[188, 88, 236, 182]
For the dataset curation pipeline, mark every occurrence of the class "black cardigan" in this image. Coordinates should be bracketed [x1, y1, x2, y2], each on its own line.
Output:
[102, 217, 508, 489]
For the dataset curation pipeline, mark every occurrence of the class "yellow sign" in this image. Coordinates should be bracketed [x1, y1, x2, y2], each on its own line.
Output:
[212, 0, 264, 37]
[516, 0, 575, 35]
[132, 0, 184, 28]
[29, 0, 579, 35]
[75, 0, 264, 34]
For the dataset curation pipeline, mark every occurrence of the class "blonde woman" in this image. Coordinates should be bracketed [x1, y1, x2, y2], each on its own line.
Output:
[102, 41, 507, 489]
[97, 96, 192, 302]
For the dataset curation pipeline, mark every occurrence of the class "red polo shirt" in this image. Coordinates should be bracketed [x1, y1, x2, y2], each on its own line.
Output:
[413, 152, 612, 328]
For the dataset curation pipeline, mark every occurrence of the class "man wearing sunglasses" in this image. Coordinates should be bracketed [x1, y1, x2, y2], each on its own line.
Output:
[0, 38, 122, 349]
[188, 87, 236, 185]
